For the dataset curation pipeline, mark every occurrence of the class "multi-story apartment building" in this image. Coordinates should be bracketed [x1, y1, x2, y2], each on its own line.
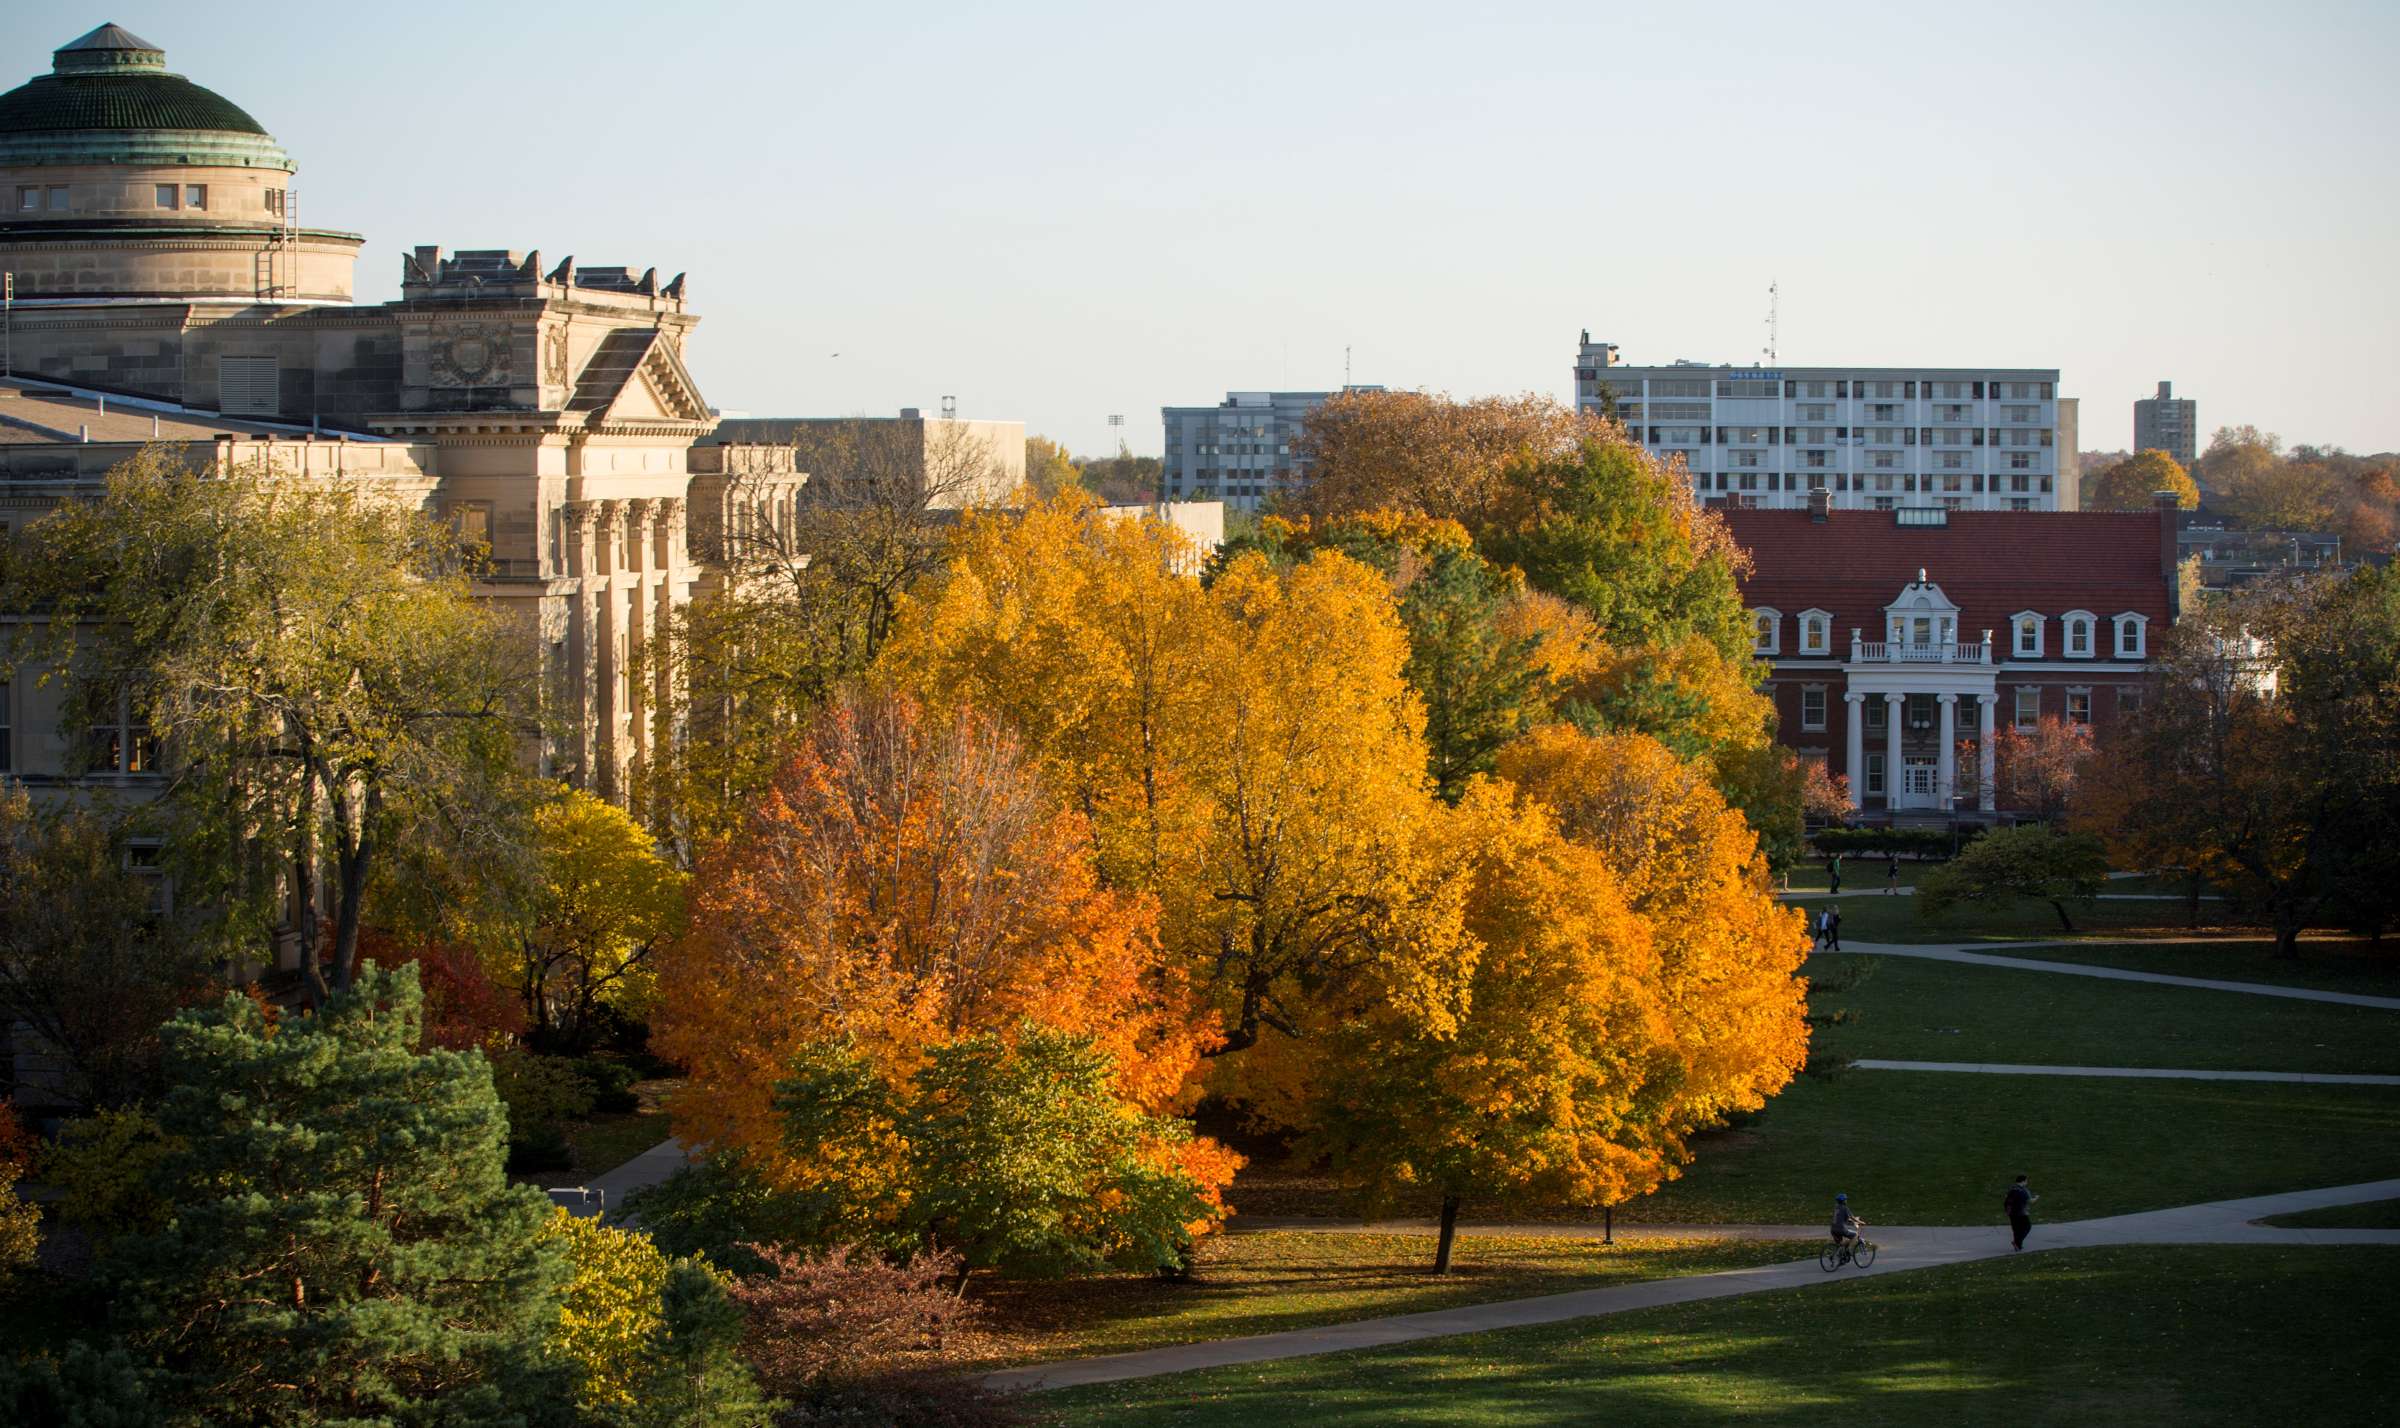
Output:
[1161, 386, 1382, 513]
[2133, 380, 2197, 470]
[1573, 335, 2079, 512]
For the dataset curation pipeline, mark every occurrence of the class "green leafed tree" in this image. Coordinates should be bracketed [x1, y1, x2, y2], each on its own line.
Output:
[1023, 434, 1083, 498]
[92, 963, 576, 1424]
[0, 450, 536, 999]
[1917, 824, 2109, 932]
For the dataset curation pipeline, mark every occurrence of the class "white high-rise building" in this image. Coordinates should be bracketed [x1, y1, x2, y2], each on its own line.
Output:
[1574, 334, 2079, 512]
[1161, 387, 1383, 514]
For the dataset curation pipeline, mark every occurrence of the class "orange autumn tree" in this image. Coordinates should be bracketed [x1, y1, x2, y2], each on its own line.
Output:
[876, 493, 1467, 1070]
[1497, 724, 1811, 1134]
[651, 692, 1230, 1227]
[1303, 780, 1679, 1272]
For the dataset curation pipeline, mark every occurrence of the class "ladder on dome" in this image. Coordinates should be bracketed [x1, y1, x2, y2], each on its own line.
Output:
[254, 189, 299, 301]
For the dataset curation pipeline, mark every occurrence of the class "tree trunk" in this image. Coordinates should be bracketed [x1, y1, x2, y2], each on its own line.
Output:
[2274, 905, 2304, 961]
[2186, 872, 2203, 929]
[1433, 1195, 1462, 1275]
[295, 769, 326, 1009]
[2048, 899, 2078, 933]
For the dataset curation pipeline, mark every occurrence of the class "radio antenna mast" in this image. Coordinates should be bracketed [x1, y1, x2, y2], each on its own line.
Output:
[1764, 280, 1779, 365]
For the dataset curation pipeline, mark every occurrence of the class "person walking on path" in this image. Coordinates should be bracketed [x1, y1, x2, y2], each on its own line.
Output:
[2004, 1174, 2038, 1251]
[1886, 853, 1900, 894]
[1822, 905, 1842, 952]
[1829, 853, 1843, 895]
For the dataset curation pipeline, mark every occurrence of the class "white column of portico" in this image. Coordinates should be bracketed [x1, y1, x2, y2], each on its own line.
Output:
[1844, 692, 1865, 811]
[1882, 692, 1904, 809]
[1936, 693, 1958, 808]
[1977, 694, 1998, 812]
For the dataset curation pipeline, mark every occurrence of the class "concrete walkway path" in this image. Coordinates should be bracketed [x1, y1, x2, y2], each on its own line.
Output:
[579, 1139, 690, 1223]
[987, 1178, 2400, 1393]
[1783, 887, 2219, 902]
[1852, 1058, 2400, 1085]
[1833, 942, 2400, 1010]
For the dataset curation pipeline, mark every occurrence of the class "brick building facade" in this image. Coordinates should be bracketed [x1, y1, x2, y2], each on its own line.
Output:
[1724, 496, 2179, 818]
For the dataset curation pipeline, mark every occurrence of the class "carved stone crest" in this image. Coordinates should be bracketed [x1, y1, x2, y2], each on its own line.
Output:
[543, 329, 570, 390]
[430, 323, 513, 386]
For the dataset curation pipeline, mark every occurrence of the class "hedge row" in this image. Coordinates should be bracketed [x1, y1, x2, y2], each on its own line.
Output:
[1809, 826, 1984, 858]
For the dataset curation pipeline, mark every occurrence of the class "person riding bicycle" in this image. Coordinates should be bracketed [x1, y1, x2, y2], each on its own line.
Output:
[1829, 1193, 1867, 1262]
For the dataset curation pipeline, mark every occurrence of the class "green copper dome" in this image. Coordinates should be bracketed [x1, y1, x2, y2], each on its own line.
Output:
[0, 25, 291, 169]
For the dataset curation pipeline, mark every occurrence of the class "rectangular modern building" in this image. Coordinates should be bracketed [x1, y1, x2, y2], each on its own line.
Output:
[1574, 335, 2078, 513]
[1161, 386, 1382, 513]
[2133, 380, 2197, 470]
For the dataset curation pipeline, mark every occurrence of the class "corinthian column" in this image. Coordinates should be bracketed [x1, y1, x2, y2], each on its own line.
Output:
[1883, 692, 1904, 809]
[1844, 692, 1865, 811]
[1977, 694, 1999, 812]
[1936, 693, 1959, 808]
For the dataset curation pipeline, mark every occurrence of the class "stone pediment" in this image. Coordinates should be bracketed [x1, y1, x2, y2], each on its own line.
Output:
[565, 327, 711, 426]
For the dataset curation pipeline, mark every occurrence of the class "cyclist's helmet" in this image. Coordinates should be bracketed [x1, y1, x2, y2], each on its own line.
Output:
[1835, 1193, 1848, 1202]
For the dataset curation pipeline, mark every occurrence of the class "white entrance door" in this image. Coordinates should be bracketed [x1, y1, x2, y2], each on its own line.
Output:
[1897, 761, 1940, 810]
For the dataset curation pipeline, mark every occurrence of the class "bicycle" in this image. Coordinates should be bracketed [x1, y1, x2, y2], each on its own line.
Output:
[1819, 1234, 1877, 1271]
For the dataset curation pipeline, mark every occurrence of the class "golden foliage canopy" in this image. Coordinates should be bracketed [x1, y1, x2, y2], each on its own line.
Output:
[651, 692, 1219, 1195]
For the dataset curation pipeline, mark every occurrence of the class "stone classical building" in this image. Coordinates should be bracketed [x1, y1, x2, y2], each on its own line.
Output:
[1725, 493, 2180, 819]
[0, 24, 805, 802]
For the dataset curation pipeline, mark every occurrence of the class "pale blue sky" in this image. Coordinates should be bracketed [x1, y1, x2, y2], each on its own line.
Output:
[8, 1, 2397, 456]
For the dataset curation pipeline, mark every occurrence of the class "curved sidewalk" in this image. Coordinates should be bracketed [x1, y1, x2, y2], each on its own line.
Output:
[987, 1178, 2400, 1393]
[1852, 1058, 2400, 1085]
[1834, 941, 2400, 1010]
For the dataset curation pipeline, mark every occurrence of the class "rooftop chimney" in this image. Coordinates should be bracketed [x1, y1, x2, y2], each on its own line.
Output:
[1807, 487, 1830, 522]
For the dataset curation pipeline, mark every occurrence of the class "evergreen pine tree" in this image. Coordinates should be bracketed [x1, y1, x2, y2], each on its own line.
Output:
[101, 964, 573, 1426]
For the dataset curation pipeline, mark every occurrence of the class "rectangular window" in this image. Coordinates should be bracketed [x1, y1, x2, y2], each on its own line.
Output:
[184, 184, 207, 210]
[1866, 698, 1887, 732]
[15, 187, 36, 211]
[1864, 753, 1886, 797]
[1802, 686, 1827, 731]
[46, 185, 69, 211]
[155, 183, 179, 209]
[0, 679, 10, 772]
[2116, 621, 2142, 658]
[2067, 691, 2092, 726]
[2120, 687, 2144, 717]
[451, 502, 493, 551]
[2015, 620, 2040, 657]
[2015, 686, 2040, 730]
[2068, 621, 2091, 656]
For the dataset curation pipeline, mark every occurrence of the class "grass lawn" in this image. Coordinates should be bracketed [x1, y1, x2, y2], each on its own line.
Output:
[1821, 891, 2255, 945]
[972, 1232, 1810, 1367]
[2258, 1199, 2400, 1229]
[1976, 939, 2400, 995]
[1615, 1071, 2400, 1225]
[516, 1077, 679, 1189]
[1804, 952, 2400, 1074]
[1785, 860, 1939, 893]
[1041, 1246, 2400, 1426]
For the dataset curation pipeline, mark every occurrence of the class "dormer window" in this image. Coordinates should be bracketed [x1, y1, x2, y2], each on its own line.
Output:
[2064, 611, 2096, 659]
[2113, 613, 2148, 659]
[2012, 612, 2043, 659]
[1799, 609, 1831, 655]
[1752, 608, 1781, 656]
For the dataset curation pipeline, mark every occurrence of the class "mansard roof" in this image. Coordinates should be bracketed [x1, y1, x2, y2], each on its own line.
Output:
[1724, 508, 2174, 659]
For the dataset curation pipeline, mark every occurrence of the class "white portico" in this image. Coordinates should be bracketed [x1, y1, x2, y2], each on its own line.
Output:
[1840, 571, 1999, 813]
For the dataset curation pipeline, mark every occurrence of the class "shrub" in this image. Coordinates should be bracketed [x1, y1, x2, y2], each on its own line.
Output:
[41, 1106, 181, 1244]
[541, 1210, 774, 1427]
[623, 1156, 845, 1275]
[1810, 826, 1972, 858]
[507, 1121, 575, 1175]
[494, 1049, 596, 1168]
[578, 1058, 645, 1115]
[1918, 824, 2110, 933]
[726, 1242, 1015, 1428]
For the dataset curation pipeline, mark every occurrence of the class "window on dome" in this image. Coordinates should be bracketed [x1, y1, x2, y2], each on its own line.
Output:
[17, 187, 39, 212]
[155, 184, 177, 209]
[184, 185, 207, 211]
[45, 185, 68, 211]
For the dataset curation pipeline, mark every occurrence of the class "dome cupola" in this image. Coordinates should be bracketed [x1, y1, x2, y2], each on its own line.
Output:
[0, 23, 291, 170]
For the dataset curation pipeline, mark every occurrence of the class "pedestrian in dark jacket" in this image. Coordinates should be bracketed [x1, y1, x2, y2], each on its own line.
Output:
[1823, 905, 1841, 952]
[1886, 853, 1900, 893]
[1829, 854, 1843, 895]
[2004, 1174, 2037, 1250]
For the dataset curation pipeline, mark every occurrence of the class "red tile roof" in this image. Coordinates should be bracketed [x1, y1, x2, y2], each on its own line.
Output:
[1722, 508, 2174, 659]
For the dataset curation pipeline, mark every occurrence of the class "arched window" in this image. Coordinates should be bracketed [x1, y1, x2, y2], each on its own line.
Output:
[1752, 608, 1781, 656]
[2011, 612, 2043, 659]
[2112, 612, 2148, 659]
[2063, 610, 2096, 659]
[1799, 609, 1831, 655]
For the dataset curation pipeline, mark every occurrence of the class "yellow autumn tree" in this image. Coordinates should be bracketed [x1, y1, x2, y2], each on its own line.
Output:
[877, 493, 1467, 1069]
[1497, 724, 1811, 1131]
[650, 691, 1225, 1208]
[1302, 780, 1678, 1271]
